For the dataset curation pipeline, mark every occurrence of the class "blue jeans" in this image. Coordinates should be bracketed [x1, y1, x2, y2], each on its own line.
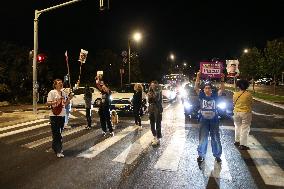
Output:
[65, 104, 71, 125]
[197, 117, 222, 158]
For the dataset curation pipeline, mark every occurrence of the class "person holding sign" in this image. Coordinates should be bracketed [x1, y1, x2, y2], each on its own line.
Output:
[194, 71, 225, 163]
[47, 79, 72, 158]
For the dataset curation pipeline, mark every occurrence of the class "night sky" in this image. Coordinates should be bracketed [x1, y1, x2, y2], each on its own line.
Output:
[0, 0, 283, 78]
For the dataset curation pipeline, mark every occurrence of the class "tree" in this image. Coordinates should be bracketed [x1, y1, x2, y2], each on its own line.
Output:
[239, 47, 264, 92]
[0, 42, 32, 102]
[264, 38, 284, 95]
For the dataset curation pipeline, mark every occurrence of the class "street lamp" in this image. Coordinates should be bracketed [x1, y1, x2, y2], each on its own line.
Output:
[170, 53, 175, 61]
[243, 48, 249, 53]
[128, 31, 142, 83]
[32, 0, 83, 114]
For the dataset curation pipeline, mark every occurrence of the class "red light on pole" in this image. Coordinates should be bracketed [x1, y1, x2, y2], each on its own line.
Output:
[37, 54, 46, 63]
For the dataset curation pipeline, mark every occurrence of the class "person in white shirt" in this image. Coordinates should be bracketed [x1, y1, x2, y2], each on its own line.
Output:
[47, 79, 72, 158]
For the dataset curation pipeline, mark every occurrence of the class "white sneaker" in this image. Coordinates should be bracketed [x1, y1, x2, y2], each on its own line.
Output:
[56, 153, 64, 158]
[151, 138, 158, 146]
[102, 132, 107, 137]
[156, 138, 161, 145]
[109, 132, 114, 137]
[64, 124, 71, 129]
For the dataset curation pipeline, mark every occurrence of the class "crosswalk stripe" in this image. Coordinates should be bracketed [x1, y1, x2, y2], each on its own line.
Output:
[22, 126, 86, 149]
[221, 125, 284, 134]
[0, 122, 49, 138]
[0, 119, 48, 132]
[77, 126, 138, 159]
[248, 136, 284, 187]
[273, 137, 284, 147]
[154, 129, 188, 171]
[112, 130, 153, 164]
[202, 149, 232, 181]
[78, 110, 86, 116]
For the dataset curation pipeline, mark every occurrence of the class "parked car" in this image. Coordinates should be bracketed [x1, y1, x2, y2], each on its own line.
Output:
[255, 78, 273, 85]
[71, 87, 101, 108]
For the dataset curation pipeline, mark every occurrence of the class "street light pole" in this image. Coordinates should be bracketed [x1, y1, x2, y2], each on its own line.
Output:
[128, 39, 131, 84]
[32, 0, 82, 114]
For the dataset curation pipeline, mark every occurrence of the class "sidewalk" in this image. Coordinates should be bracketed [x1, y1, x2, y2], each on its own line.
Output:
[0, 104, 50, 126]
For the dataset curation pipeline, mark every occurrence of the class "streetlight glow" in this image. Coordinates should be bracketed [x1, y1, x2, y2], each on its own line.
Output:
[170, 53, 175, 60]
[244, 48, 249, 53]
[133, 32, 142, 42]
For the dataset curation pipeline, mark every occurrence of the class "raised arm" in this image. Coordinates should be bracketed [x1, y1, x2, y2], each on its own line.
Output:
[194, 71, 201, 95]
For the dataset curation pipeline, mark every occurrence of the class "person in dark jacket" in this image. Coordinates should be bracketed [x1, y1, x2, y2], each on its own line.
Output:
[84, 85, 92, 130]
[148, 80, 163, 146]
[98, 84, 114, 136]
[132, 83, 143, 129]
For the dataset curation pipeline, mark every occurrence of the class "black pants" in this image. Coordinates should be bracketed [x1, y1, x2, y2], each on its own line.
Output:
[50, 116, 65, 154]
[134, 108, 141, 126]
[149, 112, 162, 138]
[86, 108, 92, 127]
[99, 108, 113, 133]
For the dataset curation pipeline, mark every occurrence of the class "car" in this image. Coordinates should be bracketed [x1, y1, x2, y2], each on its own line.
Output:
[71, 87, 101, 108]
[183, 86, 200, 119]
[161, 84, 177, 102]
[216, 92, 233, 119]
[110, 83, 148, 115]
[255, 77, 273, 85]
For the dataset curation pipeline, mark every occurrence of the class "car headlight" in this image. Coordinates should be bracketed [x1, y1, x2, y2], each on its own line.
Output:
[184, 101, 192, 109]
[217, 102, 226, 109]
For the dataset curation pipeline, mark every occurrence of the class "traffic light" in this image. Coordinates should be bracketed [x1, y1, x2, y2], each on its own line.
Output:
[37, 53, 46, 63]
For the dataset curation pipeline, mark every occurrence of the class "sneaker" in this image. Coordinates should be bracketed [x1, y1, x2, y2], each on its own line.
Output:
[102, 131, 107, 136]
[64, 124, 71, 129]
[234, 141, 240, 146]
[239, 145, 250, 150]
[85, 126, 91, 130]
[156, 138, 161, 145]
[109, 132, 114, 137]
[56, 153, 64, 158]
[215, 157, 222, 163]
[197, 156, 204, 163]
[138, 125, 143, 130]
[151, 138, 158, 146]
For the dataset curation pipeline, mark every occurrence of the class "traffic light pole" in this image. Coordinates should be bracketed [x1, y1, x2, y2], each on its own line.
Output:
[32, 0, 82, 114]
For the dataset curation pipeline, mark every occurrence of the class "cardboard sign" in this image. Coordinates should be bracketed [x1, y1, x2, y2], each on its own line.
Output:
[78, 49, 88, 63]
[200, 61, 223, 78]
[226, 60, 240, 78]
[97, 71, 103, 76]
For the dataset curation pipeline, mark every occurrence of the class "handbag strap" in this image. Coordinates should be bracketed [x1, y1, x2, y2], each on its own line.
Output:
[234, 91, 246, 105]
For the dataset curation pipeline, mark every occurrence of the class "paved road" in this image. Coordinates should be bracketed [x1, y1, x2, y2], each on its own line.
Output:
[0, 97, 283, 189]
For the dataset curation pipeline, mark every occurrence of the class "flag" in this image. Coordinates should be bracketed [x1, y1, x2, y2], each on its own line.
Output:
[65, 50, 68, 62]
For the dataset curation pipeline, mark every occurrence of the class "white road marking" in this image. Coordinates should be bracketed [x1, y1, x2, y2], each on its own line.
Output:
[273, 137, 284, 147]
[78, 110, 86, 116]
[220, 125, 284, 134]
[0, 123, 49, 138]
[22, 126, 86, 149]
[203, 147, 232, 181]
[0, 119, 48, 132]
[154, 129, 188, 171]
[77, 126, 138, 159]
[252, 111, 284, 119]
[248, 136, 284, 187]
[113, 130, 152, 164]
[164, 104, 172, 110]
